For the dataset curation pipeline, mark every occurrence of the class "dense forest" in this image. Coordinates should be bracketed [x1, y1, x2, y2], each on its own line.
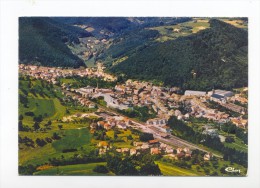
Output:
[19, 17, 92, 67]
[99, 29, 160, 60]
[111, 19, 248, 90]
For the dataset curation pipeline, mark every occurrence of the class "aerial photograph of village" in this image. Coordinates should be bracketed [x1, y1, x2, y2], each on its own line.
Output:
[18, 17, 248, 176]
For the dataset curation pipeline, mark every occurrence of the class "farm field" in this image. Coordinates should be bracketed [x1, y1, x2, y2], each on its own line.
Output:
[34, 162, 114, 175]
[156, 159, 247, 176]
[223, 137, 248, 152]
[19, 128, 93, 165]
[155, 161, 202, 176]
[149, 18, 210, 42]
[219, 18, 248, 29]
[52, 128, 92, 152]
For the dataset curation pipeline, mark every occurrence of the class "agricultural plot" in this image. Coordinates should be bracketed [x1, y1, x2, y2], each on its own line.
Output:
[20, 98, 55, 118]
[155, 161, 202, 176]
[223, 137, 248, 152]
[34, 162, 114, 175]
[52, 128, 92, 152]
[219, 18, 248, 29]
[149, 18, 210, 42]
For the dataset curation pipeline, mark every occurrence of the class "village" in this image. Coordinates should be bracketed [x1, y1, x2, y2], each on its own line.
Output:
[18, 64, 248, 161]
[18, 63, 117, 84]
[73, 79, 248, 129]
[60, 110, 212, 161]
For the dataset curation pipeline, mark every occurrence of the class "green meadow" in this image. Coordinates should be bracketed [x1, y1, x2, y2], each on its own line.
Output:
[34, 162, 114, 175]
[155, 161, 202, 176]
[52, 128, 92, 152]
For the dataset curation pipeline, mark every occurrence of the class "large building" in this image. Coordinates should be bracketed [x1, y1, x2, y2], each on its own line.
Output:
[184, 90, 207, 97]
[209, 89, 233, 97]
[146, 118, 167, 126]
[209, 89, 234, 103]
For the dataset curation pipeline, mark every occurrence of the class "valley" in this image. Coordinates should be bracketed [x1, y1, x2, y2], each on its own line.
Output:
[18, 17, 248, 176]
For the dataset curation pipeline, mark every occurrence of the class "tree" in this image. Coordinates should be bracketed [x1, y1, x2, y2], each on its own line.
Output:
[33, 115, 43, 122]
[204, 168, 210, 175]
[45, 137, 53, 143]
[127, 135, 133, 140]
[25, 111, 34, 116]
[33, 122, 40, 131]
[36, 138, 47, 147]
[19, 165, 37, 175]
[18, 120, 23, 131]
[52, 132, 61, 140]
[139, 132, 154, 142]
[93, 165, 109, 174]
[225, 136, 235, 143]
[220, 167, 227, 174]
[139, 163, 161, 176]
[58, 124, 63, 130]
[211, 171, 219, 176]
[117, 158, 138, 175]
[44, 120, 52, 129]
[19, 114, 24, 121]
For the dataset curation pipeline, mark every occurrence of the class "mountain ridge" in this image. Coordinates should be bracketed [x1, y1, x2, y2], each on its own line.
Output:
[110, 19, 248, 90]
[19, 17, 92, 68]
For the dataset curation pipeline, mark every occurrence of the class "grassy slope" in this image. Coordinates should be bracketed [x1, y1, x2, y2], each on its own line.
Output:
[155, 161, 202, 176]
[19, 78, 95, 166]
[223, 137, 248, 152]
[19, 127, 93, 165]
[156, 160, 247, 176]
[20, 98, 55, 117]
[34, 162, 114, 175]
[52, 128, 92, 152]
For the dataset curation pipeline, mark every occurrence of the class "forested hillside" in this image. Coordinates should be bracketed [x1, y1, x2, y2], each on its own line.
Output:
[110, 19, 248, 90]
[19, 17, 92, 67]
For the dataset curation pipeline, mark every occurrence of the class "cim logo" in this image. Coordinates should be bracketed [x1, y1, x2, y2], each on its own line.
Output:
[225, 167, 241, 173]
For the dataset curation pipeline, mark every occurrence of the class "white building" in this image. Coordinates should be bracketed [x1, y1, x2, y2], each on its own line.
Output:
[184, 90, 207, 97]
[146, 118, 167, 126]
[208, 89, 233, 98]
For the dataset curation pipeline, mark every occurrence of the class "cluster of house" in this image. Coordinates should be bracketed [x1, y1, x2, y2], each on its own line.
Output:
[183, 89, 247, 125]
[230, 117, 248, 129]
[230, 93, 248, 104]
[146, 118, 172, 134]
[62, 89, 97, 109]
[97, 139, 214, 161]
[19, 64, 247, 132]
[188, 97, 230, 123]
[18, 64, 116, 84]
[73, 79, 247, 130]
[76, 80, 181, 120]
[91, 115, 133, 130]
